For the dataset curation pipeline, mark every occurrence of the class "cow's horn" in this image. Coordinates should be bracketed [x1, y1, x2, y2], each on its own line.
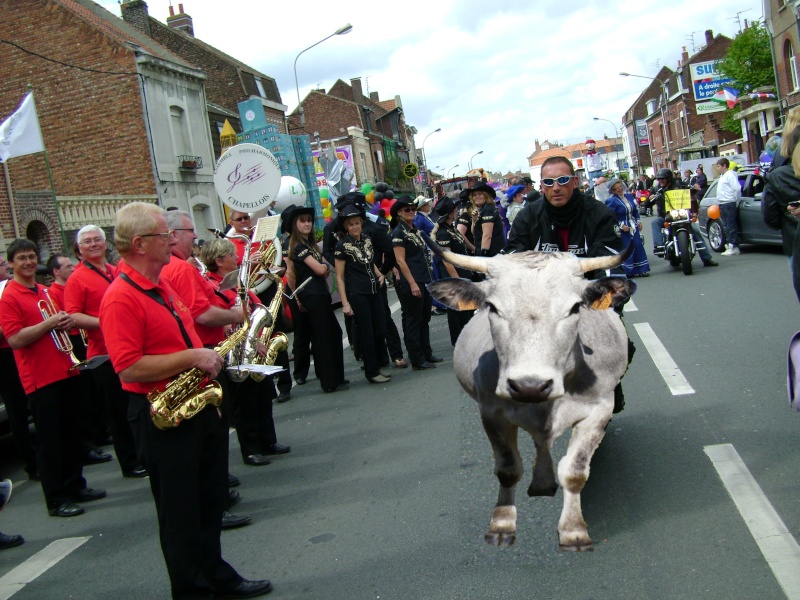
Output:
[442, 251, 490, 273]
[579, 244, 632, 273]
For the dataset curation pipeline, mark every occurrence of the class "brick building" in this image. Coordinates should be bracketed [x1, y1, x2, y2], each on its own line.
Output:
[0, 0, 224, 257]
[621, 67, 674, 177]
[526, 138, 623, 184]
[765, 0, 800, 112]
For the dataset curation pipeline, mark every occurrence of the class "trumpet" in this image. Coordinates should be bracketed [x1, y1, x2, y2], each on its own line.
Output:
[38, 288, 87, 371]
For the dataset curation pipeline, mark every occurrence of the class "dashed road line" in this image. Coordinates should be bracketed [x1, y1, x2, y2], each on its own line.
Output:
[705, 444, 800, 600]
[632, 322, 695, 395]
[0, 537, 90, 600]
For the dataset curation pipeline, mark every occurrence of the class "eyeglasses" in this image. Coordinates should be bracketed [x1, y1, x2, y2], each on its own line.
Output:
[400, 207, 417, 213]
[172, 228, 195, 234]
[541, 176, 575, 187]
[232, 216, 250, 222]
[79, 237, 105, 245]
[138, 231, 177, 240]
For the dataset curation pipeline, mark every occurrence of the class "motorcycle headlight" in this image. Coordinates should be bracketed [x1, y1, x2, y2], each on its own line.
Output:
[668, 209, 689, 220]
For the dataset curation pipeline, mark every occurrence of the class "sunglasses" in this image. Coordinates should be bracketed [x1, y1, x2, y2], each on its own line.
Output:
[400, 207, 417, 213]
[541, 176, 575, 187]
[232, 215, 250, 222]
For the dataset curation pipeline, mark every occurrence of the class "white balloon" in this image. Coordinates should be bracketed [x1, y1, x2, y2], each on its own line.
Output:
[275, 176, 307, 212]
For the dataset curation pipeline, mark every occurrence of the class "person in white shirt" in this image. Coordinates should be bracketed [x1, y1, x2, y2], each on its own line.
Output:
[716, 158, 742, 256]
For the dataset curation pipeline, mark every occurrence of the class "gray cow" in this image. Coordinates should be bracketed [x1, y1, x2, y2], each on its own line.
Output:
[428, 248, 635, 551]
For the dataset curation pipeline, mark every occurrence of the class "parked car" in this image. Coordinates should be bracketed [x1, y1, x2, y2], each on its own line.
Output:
[697, 168, 782, 252]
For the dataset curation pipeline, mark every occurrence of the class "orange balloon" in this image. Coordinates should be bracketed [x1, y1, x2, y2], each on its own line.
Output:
[707, 204, 720, 220]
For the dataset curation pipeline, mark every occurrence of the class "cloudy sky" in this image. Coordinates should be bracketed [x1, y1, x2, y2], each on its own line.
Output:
[97, 0, 762, 176]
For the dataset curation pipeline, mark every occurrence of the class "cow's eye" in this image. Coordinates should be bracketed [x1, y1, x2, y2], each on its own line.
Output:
[569, 302, 581, 316]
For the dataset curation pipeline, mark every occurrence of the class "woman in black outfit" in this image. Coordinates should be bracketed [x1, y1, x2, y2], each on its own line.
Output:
[391, 196, 442, 371]
[432, 197, 475, 346]
[469, 182, 505, 257]
[334, 205, 391, 385]
[286, 206, 347, 393]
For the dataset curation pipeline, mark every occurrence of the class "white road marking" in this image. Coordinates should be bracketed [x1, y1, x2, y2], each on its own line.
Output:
[0, 537, 90, 600]
[632, 322, 695, 395]
[705, 444, 800, 600]
[625, 299, 638, 312]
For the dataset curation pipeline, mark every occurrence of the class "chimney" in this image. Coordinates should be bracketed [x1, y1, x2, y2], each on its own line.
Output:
[351, 77, 363, 102]
[120, 0, 151, 37]
[166, 3, 194, 37]
[369, 91, 379, 102]
[705, 29, 714, 46]
[681, 46, 689, 67]
[534, 139, 540, 152]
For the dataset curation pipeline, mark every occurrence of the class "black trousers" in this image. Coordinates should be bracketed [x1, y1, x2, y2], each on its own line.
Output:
[379, 285, 404, 361]
[446, 308, 474, 346]
[231, 376, 277, 459]
[349, 292, 388, 379]
[300, 293, 345, 392]
[28, 377, 86, 511]
[289, 294, 312, 382]
[128, 395, 241, 600]
[257, 283, 293, 394]
[71, 334, 108, 448]
[92, 360, 139, 473]
[395, 279, 433, 367]
[0, 348, 37, 477]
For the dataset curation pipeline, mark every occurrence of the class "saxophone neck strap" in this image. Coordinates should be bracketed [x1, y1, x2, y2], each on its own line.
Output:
[119, 272, 195, 349]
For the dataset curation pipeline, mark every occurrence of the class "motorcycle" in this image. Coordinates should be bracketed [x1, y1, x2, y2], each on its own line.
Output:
[661, 206, 697, 275]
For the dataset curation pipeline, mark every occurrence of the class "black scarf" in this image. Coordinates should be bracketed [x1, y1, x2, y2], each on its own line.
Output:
[543, 190, 584, 228]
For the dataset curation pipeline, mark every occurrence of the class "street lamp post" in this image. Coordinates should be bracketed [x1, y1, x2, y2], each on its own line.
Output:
[420, 128, 441, 190]
[620, 72, 670, 170]
[468, 150, 483, 172]
[294, 23, 353, 126]
[447, 164, 459, 179]
[593, 117, 622, 173]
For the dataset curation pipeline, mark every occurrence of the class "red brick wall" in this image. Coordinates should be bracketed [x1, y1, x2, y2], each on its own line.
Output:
[0, 0, 156, 247]
[301, 92, 364, 140]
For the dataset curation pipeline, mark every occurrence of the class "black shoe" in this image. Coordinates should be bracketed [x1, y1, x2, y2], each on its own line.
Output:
[49, 502, 85, 517]
[71, 488, 107, 503]
[426, 355, 444, 363]
[295, 377, 307, 385]
[276, 392, 291, 403]
[264, 444, 291, 455]
[214, 578, 272, 598]
[653, 246, 665, 257]
[703, 259, 719, 267]
[122, 466, 149, 478]
[412, 361, 437, 370]
[228, 474, 240, 488]
[221, 511, 251, 530]
[323, 383, 349, 393]
[82, 448, 113, 465]
[227, 490, 241, 509]
[0, 533, 23, 550]
[243, 454, 271, 466]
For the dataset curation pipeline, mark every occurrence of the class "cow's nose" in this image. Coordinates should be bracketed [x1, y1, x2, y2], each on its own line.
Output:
[507, 378, 553, 403]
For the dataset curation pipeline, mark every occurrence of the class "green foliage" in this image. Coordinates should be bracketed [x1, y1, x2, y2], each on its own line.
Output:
[717, 22, 774, 134]
[384, 155, 408, 187]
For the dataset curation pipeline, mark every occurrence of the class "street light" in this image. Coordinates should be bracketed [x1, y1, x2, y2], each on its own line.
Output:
[447, 164, 459, 179]
[294, 23, 353, 126]
[620, 72, 670, 169]
[468, 150, 483, 171]
[420, 128, 441, 188]
[593, 117, 621, 173]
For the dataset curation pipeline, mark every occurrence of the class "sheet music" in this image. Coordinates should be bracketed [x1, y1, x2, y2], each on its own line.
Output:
[253, 215, 280, 243]
[227, 364, 284, 376]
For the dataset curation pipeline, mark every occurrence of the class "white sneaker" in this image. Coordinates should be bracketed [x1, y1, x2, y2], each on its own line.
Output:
[722, 246, 741, 256]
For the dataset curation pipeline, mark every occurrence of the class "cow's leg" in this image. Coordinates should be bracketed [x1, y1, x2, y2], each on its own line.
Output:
[556, 417, 607, 552]
[527, 438, 558, 497]
[480, 411, 522, 547]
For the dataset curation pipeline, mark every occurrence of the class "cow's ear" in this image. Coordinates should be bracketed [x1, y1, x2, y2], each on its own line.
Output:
[583, 276, 636, 311]
[428, 279, 485, 311]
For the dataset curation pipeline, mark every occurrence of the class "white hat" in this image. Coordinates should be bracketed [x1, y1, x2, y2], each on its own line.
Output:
[415, 195, 433, 207]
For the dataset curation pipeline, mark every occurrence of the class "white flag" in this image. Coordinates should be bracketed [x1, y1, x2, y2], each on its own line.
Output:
[0, 93, 45, 162]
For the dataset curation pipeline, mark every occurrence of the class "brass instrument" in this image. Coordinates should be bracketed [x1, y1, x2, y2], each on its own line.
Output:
[247, 274, 288, 382]
[248, 237, 282, 295]
[79, 328, 89, 348]
[147, 233, 254, 429]
[38, 288, 86, 371]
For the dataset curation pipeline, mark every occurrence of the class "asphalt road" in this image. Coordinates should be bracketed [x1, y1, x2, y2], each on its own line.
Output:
[0, 235, 798, 600]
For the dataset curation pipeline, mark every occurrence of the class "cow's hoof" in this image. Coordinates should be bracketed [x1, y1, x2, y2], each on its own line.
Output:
[527, 481, 558, 497]
[559, 542, 593, 552]
[485, 532, 516, 547]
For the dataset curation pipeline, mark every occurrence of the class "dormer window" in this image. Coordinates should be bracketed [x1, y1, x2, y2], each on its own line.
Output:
[254, 76, 266, 98]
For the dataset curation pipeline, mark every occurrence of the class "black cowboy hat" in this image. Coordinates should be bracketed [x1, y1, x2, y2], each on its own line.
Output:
[336, 204, 366, 233]
[435, 197, 458, 224]
[468, 182, 496, 199]
[337, 191, 368, 210]
[281, 204, 315, 235]
[390, 195, 416, 221]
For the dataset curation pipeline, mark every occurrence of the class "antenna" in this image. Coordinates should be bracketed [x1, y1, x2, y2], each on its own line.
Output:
[730, 9, 751, 33]
[650, 59, 661, 70]
[686, 32, 701, 54]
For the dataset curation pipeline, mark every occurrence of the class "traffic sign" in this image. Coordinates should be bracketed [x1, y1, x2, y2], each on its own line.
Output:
[403, 163, 419, 178]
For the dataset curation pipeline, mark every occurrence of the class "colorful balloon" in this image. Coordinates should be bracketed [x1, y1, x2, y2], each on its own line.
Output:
[366, 191, 375, 204]
[707, 204, 720, 220]
[319, 187, 329, 199]
[361, 183, 374, 194]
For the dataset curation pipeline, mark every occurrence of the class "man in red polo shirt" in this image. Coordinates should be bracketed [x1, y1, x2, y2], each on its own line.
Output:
[99, 202, 272, 600]
[227, 210, 260, 265]
[0, 239, 106, 517]
[65, 225, 146, 479]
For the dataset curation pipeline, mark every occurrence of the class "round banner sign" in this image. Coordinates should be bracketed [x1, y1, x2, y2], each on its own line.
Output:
[213, 143, 282, 212]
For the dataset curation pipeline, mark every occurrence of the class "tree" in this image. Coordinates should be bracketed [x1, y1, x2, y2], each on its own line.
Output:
[716, 22, 774, 133]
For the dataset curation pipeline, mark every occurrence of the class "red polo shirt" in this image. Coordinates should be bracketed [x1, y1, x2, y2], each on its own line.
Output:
[161, 253, 224, 346]
[64, 261, 116, 358]
[231, 236, 261, 266]
[0, 280, 11, 350]
[99, 261, 203, 395]
[48, 281, 80, 338]
[0, 280, 78, 394]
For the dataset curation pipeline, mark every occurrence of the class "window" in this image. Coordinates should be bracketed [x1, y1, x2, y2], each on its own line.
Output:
[254, 76, 267, 98]
[170, 106, 191, 157]
[784, 41, 799, 92]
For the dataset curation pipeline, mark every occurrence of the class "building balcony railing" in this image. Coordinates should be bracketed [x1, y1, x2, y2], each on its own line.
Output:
[57, 195, 159, 230]
[178, 155, 203, 170]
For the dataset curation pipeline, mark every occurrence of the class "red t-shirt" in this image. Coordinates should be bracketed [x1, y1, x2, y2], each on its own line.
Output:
[64, 261, 117, 358]
[47, 281, 80, 338]
[0, 280, 12, 349]
[161, 253, 223, 346]
[99, 261, 203, 395]
[0, 280, 78, 394]
[231, 236, 261, 266]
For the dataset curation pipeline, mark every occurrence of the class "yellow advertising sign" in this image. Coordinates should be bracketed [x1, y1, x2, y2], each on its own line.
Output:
[665, 189, 692, 210]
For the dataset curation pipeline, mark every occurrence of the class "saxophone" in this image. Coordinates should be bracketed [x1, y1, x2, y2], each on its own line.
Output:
[146, 234, 256, 429]
[248, 274, 289, 382]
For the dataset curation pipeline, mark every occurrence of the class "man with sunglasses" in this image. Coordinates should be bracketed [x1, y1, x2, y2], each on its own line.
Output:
[228, 211, 260, 265]
[506, 157, 622, 269]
